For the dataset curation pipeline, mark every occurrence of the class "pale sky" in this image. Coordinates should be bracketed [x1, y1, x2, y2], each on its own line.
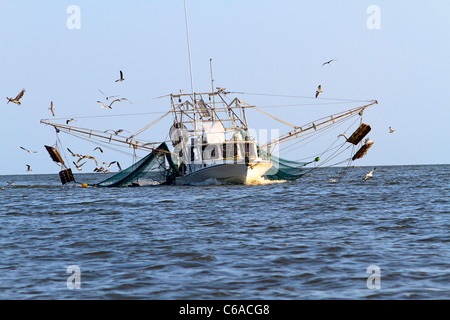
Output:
[1, 1, 449, 175]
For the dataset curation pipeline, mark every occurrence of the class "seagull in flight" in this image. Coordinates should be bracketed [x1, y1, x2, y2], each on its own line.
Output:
[73, 161, 86, 171]
[20, 146, 37, 154]
[115, 70, 125, 82]
[93, 147, 103, 153]
[98, 89, 118, 101]
[49, 101, 55, 116]
[66, 119, 76, 124]
[389, 126, 396, 133]
[322, 59, 336, 67]
[315, 85, 323, 98]
[105, 128, 129, 135]
[26, 164, 32, 172]
[6, 89, 26, 105]
[354, 166, 376, 181]
[364, 168, 376, 181]
[103, 161, 122, 171]
[97, 98, 130, 109]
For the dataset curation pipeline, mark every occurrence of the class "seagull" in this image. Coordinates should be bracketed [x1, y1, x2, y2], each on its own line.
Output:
[337, 133, 348, 140]
[66, 119, 76, 124]
[98, 89, 118, 101]
[353, 166, 376, 181]
[105, 128, 129, 135]
[315, 85, 323, 98]
[26, 164, 32, 172]
[7, 181, 14, 186]
[6, 89, 26, 105]
[73, 161, 86, 171]
[97, 98, 129, 109]
[20, 146, 37, 154]
[97, 101, 112, 109]
[364, 168, 376, 181]
[104, 161, 122, 171]
[67, 148, 81, 158]
[115, 70, 124, 82]
[389, 126, 396, 133]
[49, 101, 55, 116]
[82, 155, 98, 167]
[93, 147, 103, 153]
[322, 59, 336, 67]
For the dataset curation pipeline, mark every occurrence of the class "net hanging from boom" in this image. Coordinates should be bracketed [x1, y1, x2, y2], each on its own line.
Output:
[96, 142, 178, 187]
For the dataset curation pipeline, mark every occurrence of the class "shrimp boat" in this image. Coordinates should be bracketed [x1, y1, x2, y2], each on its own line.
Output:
[40, 2, 378, 187]
[40, 87, 378, 187]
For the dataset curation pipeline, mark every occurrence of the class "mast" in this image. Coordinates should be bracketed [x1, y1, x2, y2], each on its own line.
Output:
[183, 0, 197, 134]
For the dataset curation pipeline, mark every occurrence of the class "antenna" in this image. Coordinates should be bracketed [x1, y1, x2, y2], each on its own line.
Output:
[210, 58, 216, 109]
[184, 0, 195, 103]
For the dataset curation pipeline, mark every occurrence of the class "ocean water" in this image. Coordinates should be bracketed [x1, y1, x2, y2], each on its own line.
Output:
[0, 165, 448, 300]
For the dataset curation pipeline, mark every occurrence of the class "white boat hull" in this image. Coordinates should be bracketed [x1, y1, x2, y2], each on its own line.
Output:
[174, 161, 272, 185]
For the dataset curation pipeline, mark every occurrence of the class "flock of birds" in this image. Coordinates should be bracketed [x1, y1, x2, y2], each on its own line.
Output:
[318, 58, 397, 181]
[5, 70, 128, 176]
[5, 66, 396, 183]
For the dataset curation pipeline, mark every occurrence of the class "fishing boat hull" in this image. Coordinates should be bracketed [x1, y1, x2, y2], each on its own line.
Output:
[174, 161, 272, 185]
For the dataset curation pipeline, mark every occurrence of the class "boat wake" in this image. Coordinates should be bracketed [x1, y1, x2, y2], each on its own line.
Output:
[245, 176, 286, 186]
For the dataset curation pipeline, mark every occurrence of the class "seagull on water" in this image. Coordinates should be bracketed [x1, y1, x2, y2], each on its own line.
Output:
[6, 89, 25, 105]
[315, 85, 323, 98]
[20, 146, 37, 154]
[115, 70, 124, 82]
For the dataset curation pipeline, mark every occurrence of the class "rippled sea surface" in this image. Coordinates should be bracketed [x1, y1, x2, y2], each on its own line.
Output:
[0, 165, 448, 300]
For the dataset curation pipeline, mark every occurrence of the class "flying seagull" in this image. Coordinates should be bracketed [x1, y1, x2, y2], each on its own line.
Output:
[98, 89, 118, 101]
[49, 101, 55, 116]
[67, 148, 82, 158]
[93, 147, 103, 153]
[354, 166, 376, 181]
[97, 98, 129, 109]
[322, 59, 336, 67]
[115, 70, 124, 82]
[105, 128, 129, 135]
[73, 161, 86, 172]
[364, 168, 376, 181]
[103, 161, 122, 171]
[6, 89, 26, 105]
[389, 126, 396, 133]
[97, 101, 113, 109]
[20, 146, 37, 154]
[315, 85, 323, 98]
[337, 133, 348, 140]
[66, 119, 76, 124]
[26, 164, 32, 172]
